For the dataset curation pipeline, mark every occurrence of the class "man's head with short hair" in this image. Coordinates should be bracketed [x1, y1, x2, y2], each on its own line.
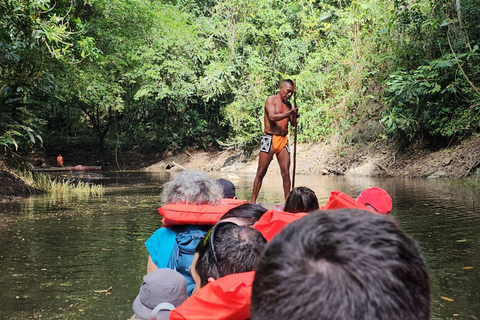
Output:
[192, 222, 267, 292]
[251, 209, 431, 320]
[284, 186, 319, 213]
[280, 79, 294, 87]
[278, 79, 295, 102]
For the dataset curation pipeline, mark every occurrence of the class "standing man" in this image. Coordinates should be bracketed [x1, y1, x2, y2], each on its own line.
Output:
[252, 79, 298, 203]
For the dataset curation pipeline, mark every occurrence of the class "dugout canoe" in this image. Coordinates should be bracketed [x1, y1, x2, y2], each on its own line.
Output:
[33, 165, 103, 172]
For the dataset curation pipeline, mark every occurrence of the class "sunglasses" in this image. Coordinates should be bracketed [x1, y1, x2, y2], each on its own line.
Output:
[203, 221, 238, 278]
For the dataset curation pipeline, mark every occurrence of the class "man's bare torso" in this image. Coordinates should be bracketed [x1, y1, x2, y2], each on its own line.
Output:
[264, 95, 291, 136]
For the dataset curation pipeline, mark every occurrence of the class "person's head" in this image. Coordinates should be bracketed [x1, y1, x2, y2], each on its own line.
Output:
[251, 209, 430, 320]
[278, 79, 295, 101]
[161, 171, 222, 205]
[219, 203, 268, 226]
[216, 178, 236, 199]
[356, 187, 393, 214]
[132, 268, 187, 320]
[191, 222, 267, 293]
[284, 186, 319, 213]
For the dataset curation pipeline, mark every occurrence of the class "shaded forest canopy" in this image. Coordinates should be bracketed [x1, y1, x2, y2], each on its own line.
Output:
[1, 0, 479, 162]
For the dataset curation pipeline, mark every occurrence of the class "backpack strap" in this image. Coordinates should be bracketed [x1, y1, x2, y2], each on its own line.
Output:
[154, 227, 177, 268]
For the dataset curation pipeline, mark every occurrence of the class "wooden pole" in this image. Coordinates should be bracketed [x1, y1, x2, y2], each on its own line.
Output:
[292, 79, 298, 190]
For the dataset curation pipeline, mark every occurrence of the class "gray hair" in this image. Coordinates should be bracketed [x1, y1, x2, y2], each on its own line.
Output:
[161, 171, 223, 205]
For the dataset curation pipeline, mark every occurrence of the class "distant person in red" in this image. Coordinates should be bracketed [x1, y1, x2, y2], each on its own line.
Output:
[56, 154, 63, 167]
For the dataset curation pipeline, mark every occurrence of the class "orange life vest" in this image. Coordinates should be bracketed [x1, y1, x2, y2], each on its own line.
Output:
[220, 198, 249, 206]
[169, 271, 254, 320]
[253, 209, 308, 242]
[159, 200, 247, 227]
[321, 190, 377, 214]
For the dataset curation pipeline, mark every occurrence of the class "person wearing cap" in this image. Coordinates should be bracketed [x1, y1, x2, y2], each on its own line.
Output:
[216, 178, 237, 199]
[356, 187, 393, 215]
[130, 268, 187, 320]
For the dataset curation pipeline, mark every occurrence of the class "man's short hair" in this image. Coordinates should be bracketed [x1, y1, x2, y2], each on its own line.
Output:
[251, 209, 431, 320]
[195, 222, 267, 287]
[280, 79, 294, 87]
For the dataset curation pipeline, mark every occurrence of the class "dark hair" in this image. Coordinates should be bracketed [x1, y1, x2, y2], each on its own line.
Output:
[216, 178, 236, 198]
[251, 209, 431, 320]
[195, 222, 267, 288]
[280, 79, 294, 87]
[219, 203, 268, 226]
[284, 186, 319, 213]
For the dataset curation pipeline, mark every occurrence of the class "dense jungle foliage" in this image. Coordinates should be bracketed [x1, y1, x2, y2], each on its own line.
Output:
[1, 0, 479, 159]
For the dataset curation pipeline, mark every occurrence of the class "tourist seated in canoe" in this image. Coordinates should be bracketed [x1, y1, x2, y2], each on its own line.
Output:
[253, 187, 391, 242]
[144, 171, 246, 296]
[283, 186, 319, 213]
[356, 187, 393, 214]
[251, 209, 430, 320]
[253, 208, 307, 242]
[215, 177, 250, 206]
[321, 187, 393, 215]
[130, 268, 187, 320]
[169, 222, 267, 320]
[216, 178, 236, 199]
[218, 203, 268, 227]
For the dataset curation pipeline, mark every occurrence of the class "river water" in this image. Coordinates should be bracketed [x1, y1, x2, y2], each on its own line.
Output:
[0, 171, 478, 319]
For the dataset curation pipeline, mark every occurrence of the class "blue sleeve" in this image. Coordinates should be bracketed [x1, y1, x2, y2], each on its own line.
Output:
[145, 227, 176, 268]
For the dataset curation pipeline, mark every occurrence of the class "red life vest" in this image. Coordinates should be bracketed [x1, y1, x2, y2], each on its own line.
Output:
[253, 209, 307, 242]
[169, 271, 254, 320]
[321, 190, 377, 214]
[159, 200, 247, 227]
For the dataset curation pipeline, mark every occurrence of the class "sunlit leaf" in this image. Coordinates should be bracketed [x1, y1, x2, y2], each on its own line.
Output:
[441, 296, 454, 302]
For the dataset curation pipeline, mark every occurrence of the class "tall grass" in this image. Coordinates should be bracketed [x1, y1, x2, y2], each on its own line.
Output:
[19, 170, 105, 197]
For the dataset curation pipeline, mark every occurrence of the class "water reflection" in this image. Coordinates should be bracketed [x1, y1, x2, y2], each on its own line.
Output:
[0, 172, 479, 319]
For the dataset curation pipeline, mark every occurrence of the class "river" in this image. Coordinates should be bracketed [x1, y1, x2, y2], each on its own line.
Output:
[0, 171, 478, 319]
